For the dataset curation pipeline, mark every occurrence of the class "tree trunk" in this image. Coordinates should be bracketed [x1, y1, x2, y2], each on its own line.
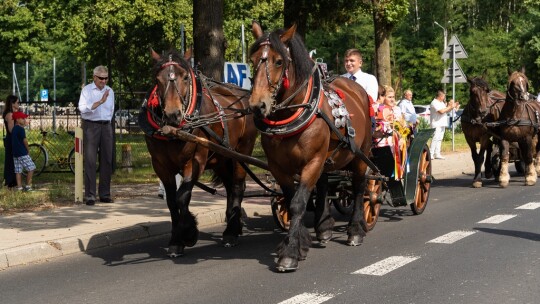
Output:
[193, 0, 225, 81]
[284, 0, 307, 40]
[373, 6, 391, 87]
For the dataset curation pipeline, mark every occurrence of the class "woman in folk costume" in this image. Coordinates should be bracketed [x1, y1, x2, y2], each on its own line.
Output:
[374, 85, 410, 180]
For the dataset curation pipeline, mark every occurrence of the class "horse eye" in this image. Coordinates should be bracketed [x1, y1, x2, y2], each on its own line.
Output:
[183, 75, 189, 81]
[275, 59, 283, 67]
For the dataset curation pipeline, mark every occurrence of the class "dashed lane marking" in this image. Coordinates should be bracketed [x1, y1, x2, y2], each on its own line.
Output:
[277, 292, 334, 304]
[477, 214, 517, 224]
[427, 230, 477, 244]
[516, 202, 540, 210]
[351, 255, 420, 276]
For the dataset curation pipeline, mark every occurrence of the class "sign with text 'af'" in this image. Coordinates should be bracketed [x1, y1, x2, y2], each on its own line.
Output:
[40, 89, 49, 102]
[224, 62, 251, 89]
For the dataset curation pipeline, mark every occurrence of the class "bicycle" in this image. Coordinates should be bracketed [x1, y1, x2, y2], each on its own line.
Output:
[26, 130, 76, 176]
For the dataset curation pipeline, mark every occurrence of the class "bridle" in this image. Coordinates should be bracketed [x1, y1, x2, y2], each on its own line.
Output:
[507, 73, 530, 103]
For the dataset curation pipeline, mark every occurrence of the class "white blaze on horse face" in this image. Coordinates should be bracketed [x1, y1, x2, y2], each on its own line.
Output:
[249, 49, 276, 117]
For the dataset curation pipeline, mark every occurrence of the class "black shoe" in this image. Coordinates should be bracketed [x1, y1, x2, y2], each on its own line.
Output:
[100, 197, 113, 203]
[86, 200, 95, 206]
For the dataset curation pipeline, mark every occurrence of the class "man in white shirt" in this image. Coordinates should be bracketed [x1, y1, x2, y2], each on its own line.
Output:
[78, 65, 115, 205]
[429, 90, 459, 159]
[398, 89, 417, 126]
[342, 48, 378, 103]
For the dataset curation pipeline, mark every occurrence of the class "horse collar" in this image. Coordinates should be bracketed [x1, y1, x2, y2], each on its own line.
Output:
[254, 69, 323, 137]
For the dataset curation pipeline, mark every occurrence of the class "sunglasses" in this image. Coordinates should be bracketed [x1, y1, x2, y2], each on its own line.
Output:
[95, 75, 108, 80]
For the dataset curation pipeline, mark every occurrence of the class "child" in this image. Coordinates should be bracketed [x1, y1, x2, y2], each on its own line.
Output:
[11, 111, 36, 191]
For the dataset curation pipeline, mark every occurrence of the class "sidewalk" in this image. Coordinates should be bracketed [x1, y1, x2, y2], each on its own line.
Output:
[0, 150, 474, 270]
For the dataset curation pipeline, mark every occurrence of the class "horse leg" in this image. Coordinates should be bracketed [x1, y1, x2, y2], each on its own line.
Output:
[162, 179, 185, 257]
[484, 137, 494, 179]
[499, 140, 511, 188]
[314, 173, 334, 244]
[276, 183, 312, 272]
[466, 137, 483, 188]
[534, 135, 540, 176]
[347, 169, 368, 246]
[518, 139, 537, 186]
[221, 161, 246, 247]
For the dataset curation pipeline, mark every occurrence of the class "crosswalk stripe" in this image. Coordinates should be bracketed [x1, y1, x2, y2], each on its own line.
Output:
[352, 255, 420, 276]
[427, 230, 477, 244]
[477, 214, 517, 224]
[278, 292, 334, 304]
[516, 202, 540, 210]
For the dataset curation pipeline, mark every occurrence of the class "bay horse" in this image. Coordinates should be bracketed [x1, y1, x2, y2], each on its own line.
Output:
[249, 22, 375, 272]
[462, 76, 505, 187]
[497, 69, 540, 187]
[140, 49, 258, 256]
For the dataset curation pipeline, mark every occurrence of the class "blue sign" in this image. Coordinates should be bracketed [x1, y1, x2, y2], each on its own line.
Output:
[224, 63, 251, 89]
[40, 89, 49, 102]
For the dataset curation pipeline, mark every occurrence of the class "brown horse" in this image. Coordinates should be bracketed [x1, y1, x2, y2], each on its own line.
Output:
[140, 49, 258, 256]
[463, 76, 505, 187]
[248, 22, 375, 272]
[497, 69, 540, 187]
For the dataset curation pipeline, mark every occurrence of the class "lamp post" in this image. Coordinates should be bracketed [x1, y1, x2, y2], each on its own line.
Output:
[434, 21, 448, 91]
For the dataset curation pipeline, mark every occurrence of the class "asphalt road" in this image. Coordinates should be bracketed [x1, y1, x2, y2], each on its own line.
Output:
[0, 175, 538, 304]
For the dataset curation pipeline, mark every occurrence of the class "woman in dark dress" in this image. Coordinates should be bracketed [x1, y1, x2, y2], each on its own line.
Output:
[2, 95, 20, 189]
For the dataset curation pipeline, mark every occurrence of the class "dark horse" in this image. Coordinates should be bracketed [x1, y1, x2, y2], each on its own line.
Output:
[497, 69, 540, 187]
[249, 22, 375, 271]
[462, 76, 505, 187]
[140, 49, 257, 256]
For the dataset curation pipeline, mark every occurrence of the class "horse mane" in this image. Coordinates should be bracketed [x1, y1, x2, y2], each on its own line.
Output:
[470, 77, 490, 91]
[152, 50, 192, 76]
[249, 28, 314, 87]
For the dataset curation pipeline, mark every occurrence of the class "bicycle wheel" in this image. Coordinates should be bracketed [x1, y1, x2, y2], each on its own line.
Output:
[27, 144, 48, 176]
[68, 148, 75, 174]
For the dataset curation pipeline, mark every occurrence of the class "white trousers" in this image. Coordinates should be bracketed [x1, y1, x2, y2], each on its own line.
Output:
[158, 174, 182, 200]
[430, 126, 445, 157]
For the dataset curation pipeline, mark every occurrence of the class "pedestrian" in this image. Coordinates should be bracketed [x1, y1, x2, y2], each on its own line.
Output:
[78, 65, 115, 206]
[429, 90, 459, 160]
[342, 48, 379, 103]
[2, 95, 20, 189]
[398, 89, 418, 127]
[11, 111, 35, 191]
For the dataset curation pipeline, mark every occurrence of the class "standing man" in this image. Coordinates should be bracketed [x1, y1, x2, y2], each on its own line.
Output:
[342, 49, 378, 103]
[78, 66, 115, 205]
[429, 90, 459, 160]
[398, 89, 417, 126]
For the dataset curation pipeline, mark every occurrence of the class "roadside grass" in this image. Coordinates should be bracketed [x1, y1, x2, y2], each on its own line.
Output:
[1, 131, 467, 213]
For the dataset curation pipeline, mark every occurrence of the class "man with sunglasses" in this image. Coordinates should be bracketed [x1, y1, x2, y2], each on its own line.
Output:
[78, 65, 115, 206]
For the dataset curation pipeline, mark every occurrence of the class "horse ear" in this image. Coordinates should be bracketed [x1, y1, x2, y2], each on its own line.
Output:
[150, 48, 161, 61]
[481, 69, 487, 79]
[252, 20, 264, 39]
[466, 76, 473, 84]
[507, 67, 513, 76]
[184, 47, 193, 61]
[520, 66, 526, 74]
[280, 23, 297, 43]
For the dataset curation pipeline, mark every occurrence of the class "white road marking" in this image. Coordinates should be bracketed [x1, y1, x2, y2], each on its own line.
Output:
[516, 202, 540, 210]
[278, 292, 334, 304]
[427, 230, 477, 244]
[477, 214, 517, 224]
[352, 255, 420, 276]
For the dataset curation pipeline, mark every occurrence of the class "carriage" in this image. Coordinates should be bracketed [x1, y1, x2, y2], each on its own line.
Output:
[142, 22, 435, 272]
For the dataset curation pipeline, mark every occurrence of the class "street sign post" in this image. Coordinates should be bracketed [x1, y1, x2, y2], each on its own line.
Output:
[440, 34, 468, 151]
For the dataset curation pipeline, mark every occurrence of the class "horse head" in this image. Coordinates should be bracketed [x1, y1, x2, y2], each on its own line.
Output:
[467, 76, 491, 118]
[151, 48, 194, 126]
[248, 21, 313, 118]
[506, 68, 530, 104]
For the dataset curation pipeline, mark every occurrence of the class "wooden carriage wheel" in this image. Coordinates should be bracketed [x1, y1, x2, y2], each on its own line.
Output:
[271, 196, 290, 232]
[363, 177, 382, 231]
[410, 145, 431, 215]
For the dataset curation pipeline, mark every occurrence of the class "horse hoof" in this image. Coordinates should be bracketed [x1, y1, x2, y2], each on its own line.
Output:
[167, 245, 185, 258]
[525, 180, 536, 186]
[222, 235, 239, 248]
[276, 257, 298, 272]
[499, 181, 509, 188]
[346, 235, 363, 246]
[472, 181, 482, 188]
[317, 230, 333, 244]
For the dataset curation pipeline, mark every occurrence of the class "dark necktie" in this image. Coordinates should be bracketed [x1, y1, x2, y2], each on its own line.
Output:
[349, 75, 356, 81]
